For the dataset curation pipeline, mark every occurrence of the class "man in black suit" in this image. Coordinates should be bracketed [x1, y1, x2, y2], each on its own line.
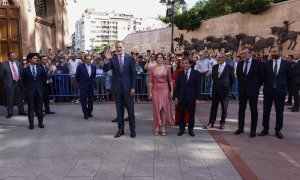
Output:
[205, 52, 234, 130]
[40, 56, 55, 115]
[75, 55, 96, 119]
[285, 55, 295, 106]
[22, 53, 48, 129]
[259, 47, 291, 139]
[174, 57, 201, 137]
[234, 48, 264, 137]
[290, 51, 300, 112]
[103, 41, 137, 138]
[0, 52, 26, 118]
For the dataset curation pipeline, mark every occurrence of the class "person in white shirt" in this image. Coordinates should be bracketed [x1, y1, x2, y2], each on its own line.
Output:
[68, 54, 82, 103]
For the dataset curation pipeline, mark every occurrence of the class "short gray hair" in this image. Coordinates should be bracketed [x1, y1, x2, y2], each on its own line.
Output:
[217, 52, 225, 57]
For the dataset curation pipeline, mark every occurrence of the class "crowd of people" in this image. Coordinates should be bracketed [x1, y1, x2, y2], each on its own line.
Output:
[0, 41, 299, 139]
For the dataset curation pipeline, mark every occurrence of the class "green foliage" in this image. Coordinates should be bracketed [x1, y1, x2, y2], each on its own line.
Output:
[159, 0, 289, 31]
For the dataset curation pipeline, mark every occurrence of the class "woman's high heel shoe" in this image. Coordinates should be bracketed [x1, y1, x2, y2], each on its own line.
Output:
[154, 127, 159, 136]
[161, 126, 166, 136]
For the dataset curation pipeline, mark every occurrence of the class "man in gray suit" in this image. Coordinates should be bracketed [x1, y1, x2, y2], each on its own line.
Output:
[0, 52, 26, 118]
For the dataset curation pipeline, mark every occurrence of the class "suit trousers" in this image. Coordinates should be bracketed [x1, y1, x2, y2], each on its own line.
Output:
[114, 91, 135, 133]
[27, 94, 43, 124]
[238, 95, 258, 132]
[79, 87, 94, 116]
[5, 81, 24, 115]
[209, 94, 230, 124]
[262, 89, 285, 132]
[292, 83, 299, 109]
[178, 100, 195, 133]
[43, 84, 51, 112]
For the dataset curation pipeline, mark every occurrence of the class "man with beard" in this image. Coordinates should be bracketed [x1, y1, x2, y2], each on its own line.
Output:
[259, 47, 291, 139]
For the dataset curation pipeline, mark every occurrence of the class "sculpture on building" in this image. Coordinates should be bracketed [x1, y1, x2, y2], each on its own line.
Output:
[271, 21, 300, 50]
[173, 34, 190, 52]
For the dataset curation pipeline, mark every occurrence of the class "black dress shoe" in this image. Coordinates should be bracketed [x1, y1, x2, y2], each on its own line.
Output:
[45, 111, 55, 114]
[28, 124, 34, 129]
[114, 130, 124, 138]
[38, 123, 45, 128]
[6, 114, 12, 118]
[220, 123, 225, 130]
[124, 117, 129, 121]
[284, 101, 292, 105]
[130, 132, 136, 138]
[249, 132, 256, 138]
[204, 123, 214, 129]
[111, 118, 117, 122]
[177, 131, 185, 136]
[84, 115, 88, 119]
[275, 131, 284, 139]
[18, 112, 27, 115]
[258, 130, 268, 136]
[291, 108, 299, 112]
[188, 131, 195, 137]
[234, 129, 244, 135]
[88, 113, 93, 117]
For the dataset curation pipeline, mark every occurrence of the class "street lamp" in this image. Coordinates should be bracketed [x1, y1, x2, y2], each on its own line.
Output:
[160, 0, 186, 53]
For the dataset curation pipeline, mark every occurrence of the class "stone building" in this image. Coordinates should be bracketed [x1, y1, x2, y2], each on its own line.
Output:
[0, 0, 69, 62]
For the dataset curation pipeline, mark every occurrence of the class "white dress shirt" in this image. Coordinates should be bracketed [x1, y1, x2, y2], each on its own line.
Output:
[185, 68, 191, 81]
[218, 62, 226, 78]
[243, 57, 252, 75]
[30, 64, 37, 76]
[86, 64, 91, 77]
[9, 61, 19, 79]
[273, 57, 281, 75]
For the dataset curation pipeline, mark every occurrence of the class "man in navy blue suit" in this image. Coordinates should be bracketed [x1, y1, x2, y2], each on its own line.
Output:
[205, 52, 234, 130]
[75, 55, 96, 119]
[174, 57, 201, 137]
[259, 47, 291, 139]
[103, 41, 137, 138]
[22, 53, 48, 129]
[234, 48, 264, 137]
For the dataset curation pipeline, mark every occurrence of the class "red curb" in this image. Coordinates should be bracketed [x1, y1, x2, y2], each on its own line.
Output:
[196, 110, 259, 180]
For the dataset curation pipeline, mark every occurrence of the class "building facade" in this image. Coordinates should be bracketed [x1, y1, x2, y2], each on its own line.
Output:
[0, 0, 69, 62]
[75, 8, 134, 51]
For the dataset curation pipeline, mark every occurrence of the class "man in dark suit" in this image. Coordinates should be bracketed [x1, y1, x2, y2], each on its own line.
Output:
[290, 51, 300, 112]
[40, 55, 55, 115]
[234, 48, 264, 137]
[75, 55, 96, 119]
[285, 55, 295, 106]
[103, 41, 137, 138]
[22, 53, 48, 129]
[0, 52, 26, 118]
[174, 57, 201, 137]
[205, 52, 234, 130]
[259, 47, 291, 139]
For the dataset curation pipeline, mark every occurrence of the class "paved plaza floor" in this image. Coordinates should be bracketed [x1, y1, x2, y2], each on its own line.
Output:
[0, 103, 241, 180]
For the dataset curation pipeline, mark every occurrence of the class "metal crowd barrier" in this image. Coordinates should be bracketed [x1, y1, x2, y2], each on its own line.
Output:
[48, 74, 238, 102]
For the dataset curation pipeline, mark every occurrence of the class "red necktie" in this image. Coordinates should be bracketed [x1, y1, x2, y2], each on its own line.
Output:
[11, 62, 19, 81]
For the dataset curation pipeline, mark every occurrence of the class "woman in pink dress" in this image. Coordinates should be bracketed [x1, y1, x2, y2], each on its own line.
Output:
[149, 53, 175, 136]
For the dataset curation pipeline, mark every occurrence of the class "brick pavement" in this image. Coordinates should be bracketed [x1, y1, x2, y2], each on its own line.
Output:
[196, 100, 300, 180]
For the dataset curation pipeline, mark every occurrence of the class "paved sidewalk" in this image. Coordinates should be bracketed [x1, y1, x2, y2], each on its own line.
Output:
[0, 104, 241, 180]
[196, 100, 300, 180]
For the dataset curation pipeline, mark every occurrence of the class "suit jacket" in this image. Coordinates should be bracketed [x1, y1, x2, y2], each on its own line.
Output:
[75, 63, 96, 90]
[263, 58, 291, 95]
[103, 54, 136, 94]
[174, 69, 201, 103]
[0, 60, 23, 89]
[22, 64, 48, 97]
[211, 63, 234, 97]
[292, 60, 300, 86]
[237, 59, 264, 97]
